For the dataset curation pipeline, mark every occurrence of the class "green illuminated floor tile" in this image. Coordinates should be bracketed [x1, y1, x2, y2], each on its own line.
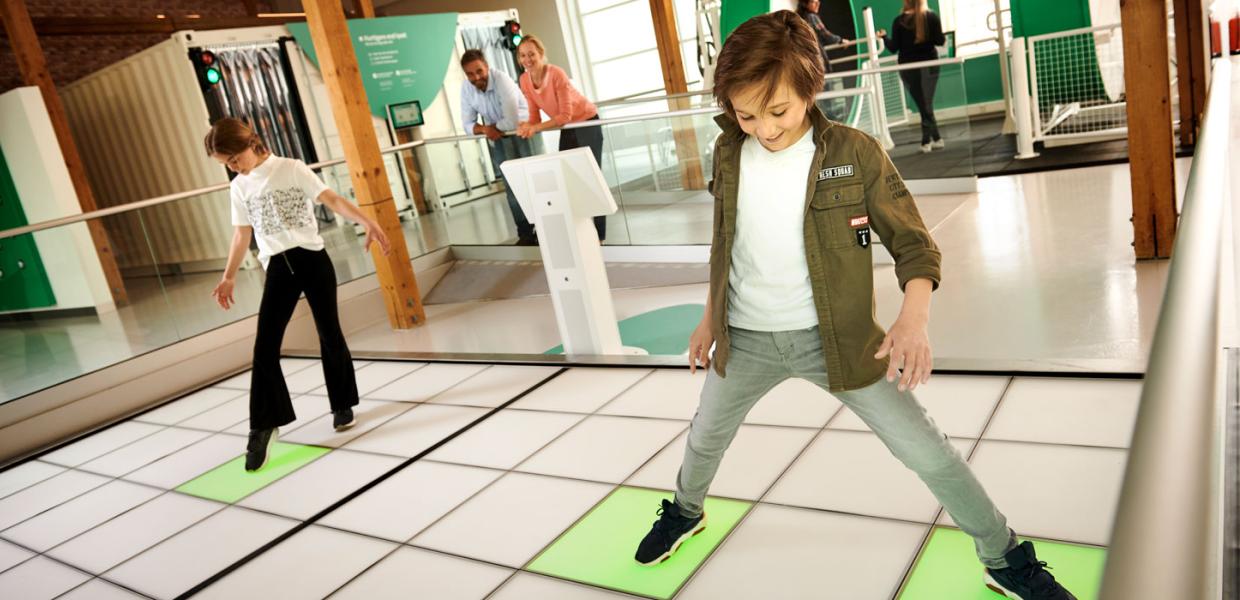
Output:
[176, 443, 330, 504]
[547, 304, 704, 356]
[899, 527, 1106, 600]
[527, 487, 751, 599]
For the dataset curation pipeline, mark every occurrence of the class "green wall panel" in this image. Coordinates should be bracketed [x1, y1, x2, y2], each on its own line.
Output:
[0, 146, 56, 312]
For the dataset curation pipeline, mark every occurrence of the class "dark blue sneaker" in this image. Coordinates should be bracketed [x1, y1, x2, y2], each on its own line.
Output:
[244, 428, 277, 472]
[985, 541, 1077, 599]
[635, 499, 706, 565]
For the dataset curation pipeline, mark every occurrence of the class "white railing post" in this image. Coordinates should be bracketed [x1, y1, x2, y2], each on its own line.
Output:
[862, 7, 896, 150]
[1010, 37, 1039, 159]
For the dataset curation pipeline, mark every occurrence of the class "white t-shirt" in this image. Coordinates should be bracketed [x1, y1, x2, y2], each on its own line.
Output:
[229, 156, 328, 269]
[727, 126, 819, 331]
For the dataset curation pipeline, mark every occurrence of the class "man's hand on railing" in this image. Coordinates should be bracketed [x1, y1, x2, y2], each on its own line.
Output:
[473, 124, 504, 142]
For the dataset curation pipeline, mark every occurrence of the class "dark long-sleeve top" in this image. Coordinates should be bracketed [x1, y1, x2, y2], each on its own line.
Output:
[798, 10, 842, 73]
[882, 10, 945, 64]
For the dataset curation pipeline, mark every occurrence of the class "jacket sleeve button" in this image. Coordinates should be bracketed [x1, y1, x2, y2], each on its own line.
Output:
[833, 192, 841, 200]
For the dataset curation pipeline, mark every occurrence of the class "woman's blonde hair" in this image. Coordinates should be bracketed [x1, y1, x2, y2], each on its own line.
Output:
[902, 0, 929, 44]
[517, 34, 546, 57]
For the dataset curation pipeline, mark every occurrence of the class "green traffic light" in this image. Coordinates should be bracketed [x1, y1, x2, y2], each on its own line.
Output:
[511, 34, 522, 46]
[206, 67, 221, 84]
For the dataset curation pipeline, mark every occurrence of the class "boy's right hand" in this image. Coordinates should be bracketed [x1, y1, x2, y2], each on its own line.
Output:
[688, 318, 714, 374]
[212, 278, 236, 310]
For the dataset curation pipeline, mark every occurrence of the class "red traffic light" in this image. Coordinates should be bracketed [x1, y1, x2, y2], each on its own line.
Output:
[507, 21, 520, 34]
[200, 50, 216, 66]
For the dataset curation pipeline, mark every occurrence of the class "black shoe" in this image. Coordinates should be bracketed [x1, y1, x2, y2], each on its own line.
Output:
[985, 541, 1077, 600]
[245, 428, 278, 472]
[333, 408, 356, 432]
[634, 499, 706, 565]
[515, 234, 539, 246]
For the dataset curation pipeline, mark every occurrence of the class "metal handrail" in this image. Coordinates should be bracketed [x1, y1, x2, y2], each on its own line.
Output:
[1, 57, 964, 241]
[1099, 57, 1232, 600]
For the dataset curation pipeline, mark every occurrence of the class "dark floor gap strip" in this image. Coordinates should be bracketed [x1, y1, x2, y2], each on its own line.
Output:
[172, 367, 569, 599]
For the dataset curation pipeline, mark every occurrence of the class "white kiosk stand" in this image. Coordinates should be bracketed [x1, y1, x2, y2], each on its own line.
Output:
[501, 147, 634, 356]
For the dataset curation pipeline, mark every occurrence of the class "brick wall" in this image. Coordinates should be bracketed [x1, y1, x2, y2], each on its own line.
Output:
[0, 1, 273, 93]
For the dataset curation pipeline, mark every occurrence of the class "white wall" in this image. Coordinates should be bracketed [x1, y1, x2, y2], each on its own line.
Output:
[0, 87, 113, 313]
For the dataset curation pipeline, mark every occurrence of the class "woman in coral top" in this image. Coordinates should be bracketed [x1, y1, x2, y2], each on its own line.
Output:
[515, 34, 607, 241]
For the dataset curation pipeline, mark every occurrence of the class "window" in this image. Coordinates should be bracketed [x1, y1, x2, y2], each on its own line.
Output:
[573, 0, 704, 102]
[939, 0, 1011, 57]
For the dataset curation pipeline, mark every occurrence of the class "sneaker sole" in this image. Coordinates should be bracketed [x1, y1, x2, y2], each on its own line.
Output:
[334, 418, 356, 432]
[636, 515, 708, 566]
[983, 573, 1023, 599]
[247, 429, 279, 472]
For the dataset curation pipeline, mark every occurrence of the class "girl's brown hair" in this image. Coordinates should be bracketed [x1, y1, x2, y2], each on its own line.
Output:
[203, 117, 267, 157]
[713, 11, 824, 120]
[902, 0, 929, 44]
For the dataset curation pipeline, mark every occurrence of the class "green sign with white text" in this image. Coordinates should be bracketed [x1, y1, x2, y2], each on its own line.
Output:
[288, 13, 458, 119]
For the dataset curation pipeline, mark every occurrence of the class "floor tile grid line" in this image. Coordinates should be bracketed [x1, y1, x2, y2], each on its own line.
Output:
[350, 369, 671, 600]
[306, 361, 431, 397]
[131, 390, 250, 428]
[159, 393, 420, 439]
[0, 463, 65, 502]
[169, 368, 570, 600]
[889, 375, 1016, 600]
[269, 399, 422, 446]
[211, 358, 320, 392]
[506, 414, 691, 484]
[671, 402, 857, 599]
[51, 575, 159, 600]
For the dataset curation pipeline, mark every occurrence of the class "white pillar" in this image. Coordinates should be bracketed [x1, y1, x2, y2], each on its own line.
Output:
[862, 7, 896, 150]
[1010, 37, 1040, 159]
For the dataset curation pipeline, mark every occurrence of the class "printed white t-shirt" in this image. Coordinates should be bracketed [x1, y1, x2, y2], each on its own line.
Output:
[229, 156, 328, 269]
[727, 126, 820, 331]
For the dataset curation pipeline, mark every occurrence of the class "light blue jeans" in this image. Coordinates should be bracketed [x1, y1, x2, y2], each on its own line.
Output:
[676, 326, 1018, 568]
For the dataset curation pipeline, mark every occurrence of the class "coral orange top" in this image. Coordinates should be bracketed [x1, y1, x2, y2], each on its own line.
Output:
[519, 64, 598, 125]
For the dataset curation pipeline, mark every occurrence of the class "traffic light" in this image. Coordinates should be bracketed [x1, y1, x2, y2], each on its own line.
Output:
[501, 20, 522, 50]
[189, 49, 223, 90]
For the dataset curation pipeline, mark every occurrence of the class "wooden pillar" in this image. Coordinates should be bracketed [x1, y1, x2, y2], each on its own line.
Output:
[0, 0, 128, 304]
[302, 0, 425, 327]
[356, 0, 375, 19]
[1171, 0, 1210, 147]
[1121, 0, 1177, 259]
[649, 0, 706, 190]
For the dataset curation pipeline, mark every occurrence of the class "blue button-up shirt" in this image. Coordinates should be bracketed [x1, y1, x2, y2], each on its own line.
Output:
[460, 68, 528, 134]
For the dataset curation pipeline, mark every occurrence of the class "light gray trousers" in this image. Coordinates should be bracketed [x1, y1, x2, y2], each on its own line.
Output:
[675, 326, 1018, 568]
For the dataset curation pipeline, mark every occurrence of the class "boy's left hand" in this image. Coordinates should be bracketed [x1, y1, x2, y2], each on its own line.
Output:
[875, 316, 932, 392]
[365, 222, 392, 256]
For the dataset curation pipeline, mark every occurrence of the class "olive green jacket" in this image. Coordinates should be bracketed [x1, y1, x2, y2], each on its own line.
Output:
[707, 106, 941, 391]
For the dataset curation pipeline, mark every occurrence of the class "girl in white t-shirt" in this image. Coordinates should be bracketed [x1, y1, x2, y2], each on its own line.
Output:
[204, 117, 391, 472]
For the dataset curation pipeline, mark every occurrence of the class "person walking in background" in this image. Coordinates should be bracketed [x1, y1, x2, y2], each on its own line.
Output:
[514, 34, 608, 242]
[881, 0, 947, 153]
[459, 49, 539, 246]
[796, 0, 850, 120]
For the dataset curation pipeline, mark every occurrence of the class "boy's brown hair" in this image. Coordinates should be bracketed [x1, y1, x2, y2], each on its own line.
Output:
[203, 117, 267, 157]
[713, 10, 824, 119]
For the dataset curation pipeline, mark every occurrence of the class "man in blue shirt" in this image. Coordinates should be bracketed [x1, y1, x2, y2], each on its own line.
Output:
[460, 49, 537, 245]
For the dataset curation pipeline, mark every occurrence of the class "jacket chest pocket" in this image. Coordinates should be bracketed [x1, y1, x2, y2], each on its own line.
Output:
[809, 182, 868, 250]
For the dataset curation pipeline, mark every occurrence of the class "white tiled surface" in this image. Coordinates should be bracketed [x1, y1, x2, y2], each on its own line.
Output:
[0, 539, 34, 573]
[1, 480, 161, 552]
[280, 399, 413, 448]
[0, 461, 66, 500]
[56, 578, 147, 600]
[427, 365, 562, 407]
[513, 367, 653, 413]
[412, 472, 612, 568]
[136, 388, 246, 426]
[627, 425, 818, 500]
[78, 428, 211, 478]
[215, 372, 250, 390]
[176, 395, 249, 432]
[0, 470, 112, 531]
[0, 556, 91, 600]
[321, 462, 502, 543]
[678, 505, 927, 600]
[123, 434, 244, 489]
[766, 431, 975, 523]
[197, 526, 394, 600]
[333, 361, 426, 396]
[945, 441, 1127, 545]
[985, 378, 1143, 448]
[828, 375, 1008, 438]
[48, 492, 223, 574]
[344, 404, 489, 457]
[105, 507, 296, 600]
[489, 572, 638, 600]
[744, 378, 842, 428]
[223, 393, 334, 436]
[428, 410, 584, 470]
[517, 415, 686, 483]
[239, 450, 403, 520]
[284, 363, 327, 394]
[598, 369, 708, 420]
[368, 363, 489, 402]
[41, 422, 165, 468]
[330, 546, 513, 600]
